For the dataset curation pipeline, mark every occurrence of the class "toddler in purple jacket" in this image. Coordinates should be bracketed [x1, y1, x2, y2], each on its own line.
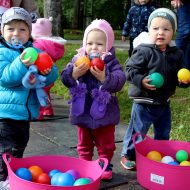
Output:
[61, 19, 126, 180]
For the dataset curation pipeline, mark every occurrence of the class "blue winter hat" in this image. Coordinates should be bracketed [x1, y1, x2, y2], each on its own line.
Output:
[148, 8, 177, 32]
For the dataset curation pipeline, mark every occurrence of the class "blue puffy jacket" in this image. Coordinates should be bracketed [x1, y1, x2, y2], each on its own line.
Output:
[0, 40, 58, 120]
[61, 47, 126, 129]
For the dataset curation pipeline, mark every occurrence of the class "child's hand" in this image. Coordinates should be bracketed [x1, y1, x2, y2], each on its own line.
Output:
[142, 76, 156, 90]
[20, 51, 33, 67]
[171, 0, 182, 8]
[40, 68, 51, 75]
[121, 36, 126, 42]
[178, 78, 190, 84]
[90, 66, 105, 83]
[72, 62, 89, 80]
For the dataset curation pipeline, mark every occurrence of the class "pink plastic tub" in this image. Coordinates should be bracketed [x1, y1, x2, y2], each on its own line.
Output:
[133, 133, 190, 190]
[3, 154, 108, 190]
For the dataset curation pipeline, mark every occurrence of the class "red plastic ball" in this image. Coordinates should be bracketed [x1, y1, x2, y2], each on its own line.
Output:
[34, 52, 53, 72]
[91, 58, 104, 71]
[36, 173, 51, 184]
[28, 165, 43, 182]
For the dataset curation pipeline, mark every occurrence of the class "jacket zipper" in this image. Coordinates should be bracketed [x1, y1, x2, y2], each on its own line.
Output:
[26, 89, 32, 120]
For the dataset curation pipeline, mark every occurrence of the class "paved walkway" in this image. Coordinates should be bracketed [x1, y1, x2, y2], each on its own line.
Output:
[23, 95, 145, 190]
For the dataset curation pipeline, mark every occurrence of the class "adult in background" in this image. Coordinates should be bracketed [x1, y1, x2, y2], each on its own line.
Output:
[171, 0, 190, 69]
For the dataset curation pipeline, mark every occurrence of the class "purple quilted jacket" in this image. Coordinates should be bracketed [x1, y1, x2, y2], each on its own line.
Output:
[61, 47, 126, 129]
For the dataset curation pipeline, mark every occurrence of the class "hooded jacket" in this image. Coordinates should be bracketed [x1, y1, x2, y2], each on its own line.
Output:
[33, 37, 66, 62]
[0, 39, 58, 120]
[122, 2, 155, 39]
[61, 48, 126, 129]
[126, 32, 184, 105]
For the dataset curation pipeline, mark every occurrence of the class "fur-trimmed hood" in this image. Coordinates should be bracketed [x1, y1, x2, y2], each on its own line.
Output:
[133, 32, 176, 49]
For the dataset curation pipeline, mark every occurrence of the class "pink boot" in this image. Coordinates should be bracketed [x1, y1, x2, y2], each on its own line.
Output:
[43, 105, 54, 117]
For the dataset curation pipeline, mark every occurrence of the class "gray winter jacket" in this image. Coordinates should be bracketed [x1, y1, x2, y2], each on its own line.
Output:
[126, 41, 184, 105]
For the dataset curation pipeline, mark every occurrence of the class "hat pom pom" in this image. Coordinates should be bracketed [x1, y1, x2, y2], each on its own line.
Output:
[49, 17, 53, 22]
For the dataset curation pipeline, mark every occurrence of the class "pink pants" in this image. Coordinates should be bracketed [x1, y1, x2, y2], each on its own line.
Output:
[39, 84, 54, 115]
[77, 125, 116, 162]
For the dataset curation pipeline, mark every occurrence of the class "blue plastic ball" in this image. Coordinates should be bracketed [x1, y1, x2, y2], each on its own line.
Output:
[15, 167, 32, 181]
[168, 161, 179, 166]
[51, 172, 75, 186]
[49, 169, 60, 178]
[51, 173, 61, 185]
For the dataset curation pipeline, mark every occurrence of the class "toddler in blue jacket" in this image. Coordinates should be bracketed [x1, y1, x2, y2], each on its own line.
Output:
[0, 7, 58, 188]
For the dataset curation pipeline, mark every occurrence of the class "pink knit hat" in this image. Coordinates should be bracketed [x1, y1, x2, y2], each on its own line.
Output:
[32, 17, 53, 38]
[83, 19, 115, 52]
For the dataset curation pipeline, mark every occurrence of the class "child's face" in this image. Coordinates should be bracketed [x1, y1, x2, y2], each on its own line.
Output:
[149, 17, 173, 49]
[86, 29, 106, 55]
[3, 20, 30, 45]
[139, 0, 150, 5]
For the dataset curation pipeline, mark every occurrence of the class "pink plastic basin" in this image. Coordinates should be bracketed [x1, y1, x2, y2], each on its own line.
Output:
[3, 154, 108, 190]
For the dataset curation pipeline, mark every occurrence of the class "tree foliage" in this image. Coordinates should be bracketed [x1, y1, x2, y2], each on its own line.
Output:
[37, 0, 171, 30]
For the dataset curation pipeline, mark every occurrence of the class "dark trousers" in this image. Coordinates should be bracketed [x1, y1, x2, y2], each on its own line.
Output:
[0, 119, 30, 181]
[176, 3, 190, 69]
[128, 38, 134, 57]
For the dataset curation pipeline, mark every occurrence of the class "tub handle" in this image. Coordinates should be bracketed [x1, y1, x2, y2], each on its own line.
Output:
[2, 153, 13, 166]
[132, 132, 151, 145]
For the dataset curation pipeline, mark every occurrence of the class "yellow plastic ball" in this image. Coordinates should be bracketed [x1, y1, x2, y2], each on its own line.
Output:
[146, 150, 162, 162]
[177, 68, 190, 82]
[180, 161, 190, 166]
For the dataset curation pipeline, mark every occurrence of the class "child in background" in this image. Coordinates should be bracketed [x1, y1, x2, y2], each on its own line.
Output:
[32, 17, 66, 120]
[120, 8, 190, 170]
[0, 7, 58, 189]
[121, 0, 155, 57]
[0, 0, 38, 23]
[61, 19, 126, 180]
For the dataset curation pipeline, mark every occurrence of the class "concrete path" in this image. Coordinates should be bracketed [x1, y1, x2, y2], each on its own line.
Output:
[23, 95, 145, 190]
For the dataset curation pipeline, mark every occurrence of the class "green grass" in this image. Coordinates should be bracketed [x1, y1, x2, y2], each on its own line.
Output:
[52, 43, 190, 142]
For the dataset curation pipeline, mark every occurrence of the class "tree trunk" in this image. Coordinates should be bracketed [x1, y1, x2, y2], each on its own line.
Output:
[44, 0, 64, 37]
[72, 0, 80, 29]
[72, 0, 84, 30]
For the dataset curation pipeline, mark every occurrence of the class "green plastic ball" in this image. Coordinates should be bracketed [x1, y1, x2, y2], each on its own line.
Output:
[176, 150, 189, 162]
[23, 47, 38, 63]
[73, 177, 92, 186]
[149, 72, 164, 88]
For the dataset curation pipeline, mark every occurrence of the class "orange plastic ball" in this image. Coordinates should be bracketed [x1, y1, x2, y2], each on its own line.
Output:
[35, 52, 53, 72]
[75, 56, 91, 68]
[146, 150, 162, 162]
[28, 165, 43, 182]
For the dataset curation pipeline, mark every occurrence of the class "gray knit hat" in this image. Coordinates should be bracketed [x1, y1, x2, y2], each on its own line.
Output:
[1, 7, 32, 33]
[148, 8, 177, 32]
